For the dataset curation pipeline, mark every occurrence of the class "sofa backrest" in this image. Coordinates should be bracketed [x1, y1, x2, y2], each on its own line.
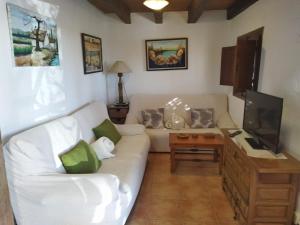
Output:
[5, 101, 109, 176]
[5, 116, 81, 176]
[126, 94, 229, 124]
[71, 101, 109, 143]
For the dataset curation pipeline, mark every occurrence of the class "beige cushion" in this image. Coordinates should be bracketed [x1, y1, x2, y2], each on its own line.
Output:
[190, 108, 215, 128]
[141, 108, 164, 128]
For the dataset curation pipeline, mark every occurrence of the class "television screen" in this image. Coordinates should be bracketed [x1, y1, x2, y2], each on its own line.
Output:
[243, 90, 283, 154]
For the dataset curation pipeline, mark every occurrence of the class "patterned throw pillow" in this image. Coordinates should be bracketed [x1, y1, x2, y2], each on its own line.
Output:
[141, 108, 164, 128]
[191, 108, 215, 128]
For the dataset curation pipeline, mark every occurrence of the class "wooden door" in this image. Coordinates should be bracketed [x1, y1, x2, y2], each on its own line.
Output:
[234, 39, 257, 97]
[0, 134, 14, 225]
[220, 46, 236, 86]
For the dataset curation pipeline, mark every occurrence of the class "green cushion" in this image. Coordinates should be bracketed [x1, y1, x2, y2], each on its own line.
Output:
[93, 119, 121, 144]
[60, 140, 101, 174]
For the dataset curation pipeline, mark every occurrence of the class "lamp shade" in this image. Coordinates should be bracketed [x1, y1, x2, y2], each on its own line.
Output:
[143, 0, 169, 10]
[109, 61, 131, 74]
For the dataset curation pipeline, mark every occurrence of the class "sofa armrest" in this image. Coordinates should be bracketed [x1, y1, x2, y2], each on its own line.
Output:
[29, 173, 122, 206]
[217, 113, 236, 129]
[116, 124, 145, 136]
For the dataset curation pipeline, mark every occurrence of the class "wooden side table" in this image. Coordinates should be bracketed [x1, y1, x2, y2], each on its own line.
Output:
[107, 104, 129, 124]
[169, 133, 224, 174]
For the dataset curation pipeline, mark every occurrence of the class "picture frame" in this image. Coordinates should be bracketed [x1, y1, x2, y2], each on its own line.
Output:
[81, 33, 103, 74]
[145, 38, 188, 71]
[6, 3, 60, 67]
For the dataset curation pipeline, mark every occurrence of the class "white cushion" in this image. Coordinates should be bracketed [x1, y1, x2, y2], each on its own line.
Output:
[90, 137, 115, 160]
[116, 124, 145, 136]
[100, 134, 150, 199]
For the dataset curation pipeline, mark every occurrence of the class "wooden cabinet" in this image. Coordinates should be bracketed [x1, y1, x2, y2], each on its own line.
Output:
[0, 133, 15, 225]
[107, 104, 129, 124]
[222, 130, 300, 225]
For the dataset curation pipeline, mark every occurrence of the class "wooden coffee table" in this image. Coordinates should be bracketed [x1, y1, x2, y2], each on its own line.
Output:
[169, 133, 224, 174]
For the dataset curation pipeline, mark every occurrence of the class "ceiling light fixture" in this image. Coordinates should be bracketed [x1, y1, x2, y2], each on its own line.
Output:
[143, 0, 169, 11]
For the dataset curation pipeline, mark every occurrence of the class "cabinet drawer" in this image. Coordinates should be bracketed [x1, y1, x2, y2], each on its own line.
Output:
[108, 108, 128, 117]
[257, 188, 290, 202]
[258, 174, 292, 184]
[255, 206, 288, 218]
[255, 223, 286, 225]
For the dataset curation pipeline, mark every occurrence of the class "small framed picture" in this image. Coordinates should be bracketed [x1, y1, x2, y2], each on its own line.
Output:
[81, 33, 103, 74]
[145, 38, 188, 71]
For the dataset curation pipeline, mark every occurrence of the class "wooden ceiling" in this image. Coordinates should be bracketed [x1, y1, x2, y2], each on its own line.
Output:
[98, 0, 235, 13]
[88, 0, 258, 24]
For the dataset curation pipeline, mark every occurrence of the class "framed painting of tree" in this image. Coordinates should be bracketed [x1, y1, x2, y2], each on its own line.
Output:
[6, 3, 60, 67]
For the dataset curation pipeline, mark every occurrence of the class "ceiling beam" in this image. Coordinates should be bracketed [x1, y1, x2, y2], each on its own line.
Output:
[154, 12, 163, 24]
[227, 0, 258, 20]
[188, 0, 208, 23]
[88, 0, 131, 24]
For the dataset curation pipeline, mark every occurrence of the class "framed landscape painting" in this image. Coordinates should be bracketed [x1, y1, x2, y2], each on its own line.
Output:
[145, 38, 188, 71]
[81, 33, 103, 74]
[6, 3, 60, 67]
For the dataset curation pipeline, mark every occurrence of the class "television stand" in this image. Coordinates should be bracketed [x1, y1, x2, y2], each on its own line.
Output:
[245, 137, 266, 150]
[222, 129, 300, 225]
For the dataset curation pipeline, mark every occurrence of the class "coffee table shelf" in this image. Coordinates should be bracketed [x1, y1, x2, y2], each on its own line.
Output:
[169, 133, 224, 174]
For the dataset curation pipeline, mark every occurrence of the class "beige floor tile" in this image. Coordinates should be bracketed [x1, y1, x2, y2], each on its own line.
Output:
[126, 153, 234, 225]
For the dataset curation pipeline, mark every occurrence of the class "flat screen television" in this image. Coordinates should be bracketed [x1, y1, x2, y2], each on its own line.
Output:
[243, 90, 283, 154]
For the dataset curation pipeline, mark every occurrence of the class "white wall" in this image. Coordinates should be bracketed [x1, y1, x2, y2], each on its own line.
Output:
[105, 11, 231, 104]
[227, 0, 300, 156]
[226, 0, 300, 210]
[0, 0, 108, 142]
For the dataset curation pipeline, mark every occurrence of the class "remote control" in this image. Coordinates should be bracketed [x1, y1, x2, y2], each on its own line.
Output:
[229, 130, 242, 138]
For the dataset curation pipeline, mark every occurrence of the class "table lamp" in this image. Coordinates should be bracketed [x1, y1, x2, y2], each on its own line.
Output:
[109, 61, 131, 105]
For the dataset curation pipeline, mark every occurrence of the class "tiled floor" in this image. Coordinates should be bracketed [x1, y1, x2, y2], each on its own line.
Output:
[126, 153, 238, 225]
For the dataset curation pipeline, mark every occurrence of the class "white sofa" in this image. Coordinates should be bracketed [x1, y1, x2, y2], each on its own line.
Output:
[4, 101, 150, 225]
[126, 94, 236, 152]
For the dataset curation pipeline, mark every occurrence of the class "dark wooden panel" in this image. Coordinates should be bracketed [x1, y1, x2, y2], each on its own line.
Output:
[0, 133, 15, 225]
[233, 27, 264, 98]
[227, 0, 259, 20]
[88, 0, 131, 24]
[220, 46, 236, 86]
[154, 12, 163, 24]
[234, 39, 256, 94]
[187, 0, 208, 23]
